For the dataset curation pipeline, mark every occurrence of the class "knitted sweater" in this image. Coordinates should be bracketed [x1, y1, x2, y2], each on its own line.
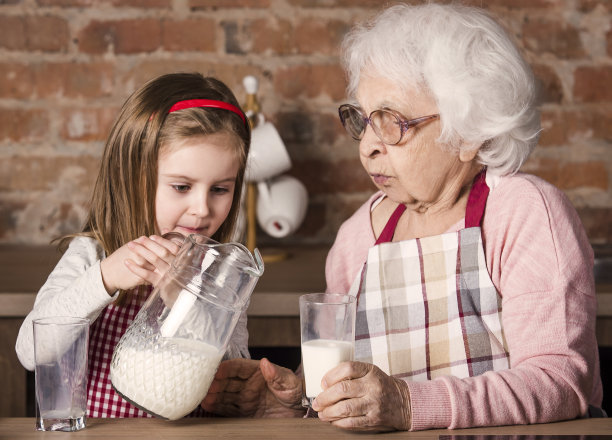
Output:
[325, 172, 603, 430]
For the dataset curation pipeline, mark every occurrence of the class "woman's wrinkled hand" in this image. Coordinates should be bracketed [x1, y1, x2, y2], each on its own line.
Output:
[312, 361, 411, 432]
[202, 358, 305, 418]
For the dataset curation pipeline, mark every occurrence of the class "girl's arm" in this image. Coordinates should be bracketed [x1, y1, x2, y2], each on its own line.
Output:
[15, 237, 116, 370]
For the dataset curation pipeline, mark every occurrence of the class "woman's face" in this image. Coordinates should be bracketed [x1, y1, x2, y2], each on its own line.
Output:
[356, 73, 476, 211]
[154, 133, 240, 238]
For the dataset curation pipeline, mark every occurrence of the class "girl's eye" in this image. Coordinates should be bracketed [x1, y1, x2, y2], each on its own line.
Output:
[172, 184, 190, 193]
[211, 186, 230, 195]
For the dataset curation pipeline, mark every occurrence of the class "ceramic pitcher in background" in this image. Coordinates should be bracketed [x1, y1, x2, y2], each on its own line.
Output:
[110, 234, 264, 420]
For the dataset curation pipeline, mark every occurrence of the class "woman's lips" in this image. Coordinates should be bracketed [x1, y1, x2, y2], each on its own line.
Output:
[371, 174, 390, 185]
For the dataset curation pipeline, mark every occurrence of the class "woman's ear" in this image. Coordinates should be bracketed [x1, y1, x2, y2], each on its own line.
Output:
[459, 142, 481, 163]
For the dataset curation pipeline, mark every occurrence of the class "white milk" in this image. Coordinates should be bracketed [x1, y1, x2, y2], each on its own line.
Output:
[110, 338, 223, 420]
[301, 339, 354, 398]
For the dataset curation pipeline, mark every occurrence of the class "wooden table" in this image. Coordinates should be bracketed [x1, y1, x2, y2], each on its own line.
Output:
[0, 417, 611, 439]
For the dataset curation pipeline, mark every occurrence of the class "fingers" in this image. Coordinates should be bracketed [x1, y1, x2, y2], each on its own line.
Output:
[321, 361, 370, 390]
[312, 375, 361, 412]
[128, 236, 177, 268]
[315, 365, 412, 432]
[216, 358, 261, 380]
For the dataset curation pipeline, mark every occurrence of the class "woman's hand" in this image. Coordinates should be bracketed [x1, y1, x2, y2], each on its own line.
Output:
[202, 358, 305, 418]
[100, 235, 181, 294]
[312, 361, 411, 432]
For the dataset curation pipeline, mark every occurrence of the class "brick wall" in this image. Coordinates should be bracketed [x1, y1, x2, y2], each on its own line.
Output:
[0, 0, 610, 246]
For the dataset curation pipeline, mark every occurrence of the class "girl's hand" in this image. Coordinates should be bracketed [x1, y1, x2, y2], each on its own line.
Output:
[100, 235, 181, 294]
[312, 361, 411, 432]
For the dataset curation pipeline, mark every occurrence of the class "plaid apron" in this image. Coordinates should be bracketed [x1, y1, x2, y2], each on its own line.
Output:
[349, 171, 509, 380]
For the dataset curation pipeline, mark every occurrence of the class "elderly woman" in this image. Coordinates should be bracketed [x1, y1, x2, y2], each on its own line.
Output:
[202, 2, 604, 431]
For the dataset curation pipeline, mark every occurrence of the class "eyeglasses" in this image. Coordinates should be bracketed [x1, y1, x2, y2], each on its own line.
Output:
[338, 104, 439, 145]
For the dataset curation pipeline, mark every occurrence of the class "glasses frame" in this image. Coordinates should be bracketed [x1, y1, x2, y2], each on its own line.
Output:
[338, 104, 439, 146]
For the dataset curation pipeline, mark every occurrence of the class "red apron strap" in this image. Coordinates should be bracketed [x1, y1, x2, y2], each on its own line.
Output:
[375, 203, 406, 245]
[465, 169, 489, 228]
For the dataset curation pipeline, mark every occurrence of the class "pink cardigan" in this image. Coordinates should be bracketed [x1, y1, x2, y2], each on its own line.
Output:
[325, 172, 603, 430]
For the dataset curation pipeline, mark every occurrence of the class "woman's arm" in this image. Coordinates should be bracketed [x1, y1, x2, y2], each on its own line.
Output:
[15, 237, 116, 370]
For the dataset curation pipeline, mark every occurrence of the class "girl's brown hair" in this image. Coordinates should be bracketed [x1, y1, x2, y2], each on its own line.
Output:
[60, 72, 250, 303]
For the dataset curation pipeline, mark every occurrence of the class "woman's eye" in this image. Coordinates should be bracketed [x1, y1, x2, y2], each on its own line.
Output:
[172, 184, 190, 193]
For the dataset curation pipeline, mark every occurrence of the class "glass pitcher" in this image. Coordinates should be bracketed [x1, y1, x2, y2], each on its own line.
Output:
[110, 234, 264, 420]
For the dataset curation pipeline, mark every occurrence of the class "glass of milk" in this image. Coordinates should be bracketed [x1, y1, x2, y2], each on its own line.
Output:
[299, 293, 356, 407]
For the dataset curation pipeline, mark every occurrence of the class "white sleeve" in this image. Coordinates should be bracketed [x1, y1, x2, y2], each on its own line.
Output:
[15, 237, 118, 370]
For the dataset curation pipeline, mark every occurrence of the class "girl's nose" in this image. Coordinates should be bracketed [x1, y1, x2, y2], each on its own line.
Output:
[190, 194, 210, 217]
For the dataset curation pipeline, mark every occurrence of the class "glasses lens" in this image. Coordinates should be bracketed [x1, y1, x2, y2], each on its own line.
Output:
[339, 105, 366, 140]
[370, 110, 402, 145]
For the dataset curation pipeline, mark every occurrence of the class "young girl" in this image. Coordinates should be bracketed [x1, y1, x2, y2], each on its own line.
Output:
[15, 72, 251, 418]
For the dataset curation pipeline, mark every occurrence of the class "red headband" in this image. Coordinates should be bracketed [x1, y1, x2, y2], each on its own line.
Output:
[168, 99, 247, 126]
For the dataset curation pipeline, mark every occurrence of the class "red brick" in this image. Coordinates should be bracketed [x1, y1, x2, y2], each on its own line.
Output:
[576, 207, 612, 243]
[288, 0, 393, 6]
[539, 108, 612, 147]
[0, 108, 49, 141]
[26, 16, 70, 52]
[475, 0, 554, 7]
[522, 18, 585, 59]
[37, 0, 97, 4]
[109, 0, 170, 6]
[37, 0, 170, 6]
[0, 199, 26, 240]
[0, 15, 69, 52]
[290, 158, 374, 196]
[274, 64, 347, 101]
[287, 200, 326, 238]
[0, 63, 34, 99]
[59, 107, 119, 141]
[277, 111, 345, 152]
[0, 16, 26, 50]
[189, 0, 270, 8]
[33, 62, 114, 98]
[78, 19, 161, 54]
[0, 156, 99, 191]
[523, 158, 608, 191]
[578, 0, 612, 13]
[573, 66, 612, 103]
[250, 18, 295, 55]
[532, 64, 563, 104]
[118, 60, 259, 98]
[162, 18, 216, 52]
[294, 19, 349, 56]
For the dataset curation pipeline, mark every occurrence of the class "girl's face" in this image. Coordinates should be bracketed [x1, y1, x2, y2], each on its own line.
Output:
[155, 133, 241, 238]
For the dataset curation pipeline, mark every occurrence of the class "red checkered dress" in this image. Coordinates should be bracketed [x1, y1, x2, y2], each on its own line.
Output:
[86, 289, 207, 418]
[87, 291, 151, 417]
